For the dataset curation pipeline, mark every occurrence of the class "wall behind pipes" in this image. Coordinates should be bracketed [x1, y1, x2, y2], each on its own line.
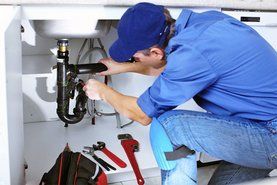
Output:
[21, 20, 204, 124]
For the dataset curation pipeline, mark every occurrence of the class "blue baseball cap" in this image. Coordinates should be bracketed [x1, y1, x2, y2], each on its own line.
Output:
[109, 2, 169, 62]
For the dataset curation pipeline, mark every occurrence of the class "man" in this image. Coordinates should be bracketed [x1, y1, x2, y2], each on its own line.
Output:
[83, 2, 277, 185]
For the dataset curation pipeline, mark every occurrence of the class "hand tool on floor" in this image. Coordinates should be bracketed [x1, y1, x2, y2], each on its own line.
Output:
[93, 141, 127, 168]
[118, 134, 145, 185]
[83, 146, 116, 171]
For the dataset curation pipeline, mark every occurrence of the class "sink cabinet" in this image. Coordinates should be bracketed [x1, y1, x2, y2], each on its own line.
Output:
[0, 5, 24, 185]
[7, 4, 277, 185]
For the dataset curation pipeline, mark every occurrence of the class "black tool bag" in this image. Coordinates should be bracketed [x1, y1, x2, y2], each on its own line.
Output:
[39, 151, 105, 185]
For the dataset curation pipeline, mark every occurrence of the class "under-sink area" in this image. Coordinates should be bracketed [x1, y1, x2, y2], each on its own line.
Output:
[1, 4, 277, 185]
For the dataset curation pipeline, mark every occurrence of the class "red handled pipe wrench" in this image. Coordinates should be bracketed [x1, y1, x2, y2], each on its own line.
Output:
[93, 141, 127, 168]
[118, 134, 144, 185]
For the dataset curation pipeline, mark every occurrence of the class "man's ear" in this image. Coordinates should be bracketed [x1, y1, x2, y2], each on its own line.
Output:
[150, 47, 164, 60]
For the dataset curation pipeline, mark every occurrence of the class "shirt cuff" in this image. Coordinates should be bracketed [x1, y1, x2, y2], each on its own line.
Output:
[137, 90, 158, 118]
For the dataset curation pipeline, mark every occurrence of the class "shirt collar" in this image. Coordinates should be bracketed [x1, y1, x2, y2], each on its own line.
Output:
[175, 9, 193, 34]
[165, 9, 192, 57]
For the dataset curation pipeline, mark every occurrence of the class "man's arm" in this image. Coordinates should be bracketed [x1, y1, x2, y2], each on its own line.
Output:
[131, 62, 165, 76]
[97, 58, 164, 76]
[83, 79, 152, 125]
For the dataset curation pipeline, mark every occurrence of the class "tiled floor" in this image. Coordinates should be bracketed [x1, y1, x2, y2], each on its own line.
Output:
[109, 164, 219, 185]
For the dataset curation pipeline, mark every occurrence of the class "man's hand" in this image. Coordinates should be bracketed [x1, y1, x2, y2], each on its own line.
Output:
[96, 58, 125, 76]
[96, 57, 164, 76]
[83, 79, 107, 100]
[83, 78, 152, 125]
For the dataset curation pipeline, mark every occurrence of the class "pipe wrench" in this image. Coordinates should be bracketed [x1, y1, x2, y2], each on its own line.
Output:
[118, 134, 144, 185]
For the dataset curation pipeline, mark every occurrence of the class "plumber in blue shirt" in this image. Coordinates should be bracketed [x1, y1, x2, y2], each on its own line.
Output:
[83, 2, 277, 184]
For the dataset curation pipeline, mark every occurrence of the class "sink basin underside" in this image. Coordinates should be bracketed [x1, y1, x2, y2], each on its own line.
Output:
[33, 19, 111, 39]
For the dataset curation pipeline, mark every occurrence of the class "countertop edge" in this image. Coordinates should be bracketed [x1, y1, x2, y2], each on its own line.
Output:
[0, 1, 277, 11]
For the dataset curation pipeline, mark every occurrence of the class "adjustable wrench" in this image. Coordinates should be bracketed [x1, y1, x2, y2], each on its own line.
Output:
[83, 146, 116, 171]
[118, 134, 144, 185]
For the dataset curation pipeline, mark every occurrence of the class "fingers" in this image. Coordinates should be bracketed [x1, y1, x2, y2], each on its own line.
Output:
[83, 79, 94, 91]
[97, 59, 111, 76]
[82, 85, 87, 91]
[82, 79, 105, 101]
[98, 58, 105, 64]
[83, 82, 93, 99]
[96, 71, 108, 76]
[98, 57, 111, 64]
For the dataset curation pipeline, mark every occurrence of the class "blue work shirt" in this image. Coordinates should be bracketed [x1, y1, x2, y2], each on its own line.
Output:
[137, 9, 277, 121]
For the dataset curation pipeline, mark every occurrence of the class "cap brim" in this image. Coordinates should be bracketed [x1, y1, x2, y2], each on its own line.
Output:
[109, 39, 138, 62]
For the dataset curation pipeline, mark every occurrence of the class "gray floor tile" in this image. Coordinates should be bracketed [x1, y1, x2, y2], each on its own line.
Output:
[121, 177, 161, 185]
[121, 180, 137, 185]
[144, 176, 161, 185]
[109, 183, 123, 185]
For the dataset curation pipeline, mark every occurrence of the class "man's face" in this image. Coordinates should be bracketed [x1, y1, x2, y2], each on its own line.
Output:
[132, 47, 166, 69]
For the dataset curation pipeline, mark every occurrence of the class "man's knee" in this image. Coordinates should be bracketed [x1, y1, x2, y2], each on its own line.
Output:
[150, 118, 196, 171]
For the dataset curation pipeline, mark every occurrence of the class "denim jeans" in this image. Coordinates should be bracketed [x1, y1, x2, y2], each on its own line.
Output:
[157, 110, 277, 185]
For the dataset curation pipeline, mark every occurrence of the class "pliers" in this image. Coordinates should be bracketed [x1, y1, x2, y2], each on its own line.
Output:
[83, 146, 116, 171]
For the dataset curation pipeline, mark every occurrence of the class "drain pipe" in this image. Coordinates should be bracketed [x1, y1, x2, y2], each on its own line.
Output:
[56, 39, 107, 126]
[56, 39, 84, 126]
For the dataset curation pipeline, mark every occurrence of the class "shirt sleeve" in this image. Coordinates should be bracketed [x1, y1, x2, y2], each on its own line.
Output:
[137, 44, 218, 118]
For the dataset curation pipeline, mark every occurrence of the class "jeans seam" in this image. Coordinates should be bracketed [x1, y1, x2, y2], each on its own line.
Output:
[260, 133, 273, 168]
[186, 120, 210, 154]
[164, 170, 171, 185]
[265, 120, 277, 168]
[161, 113, 252, 132]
